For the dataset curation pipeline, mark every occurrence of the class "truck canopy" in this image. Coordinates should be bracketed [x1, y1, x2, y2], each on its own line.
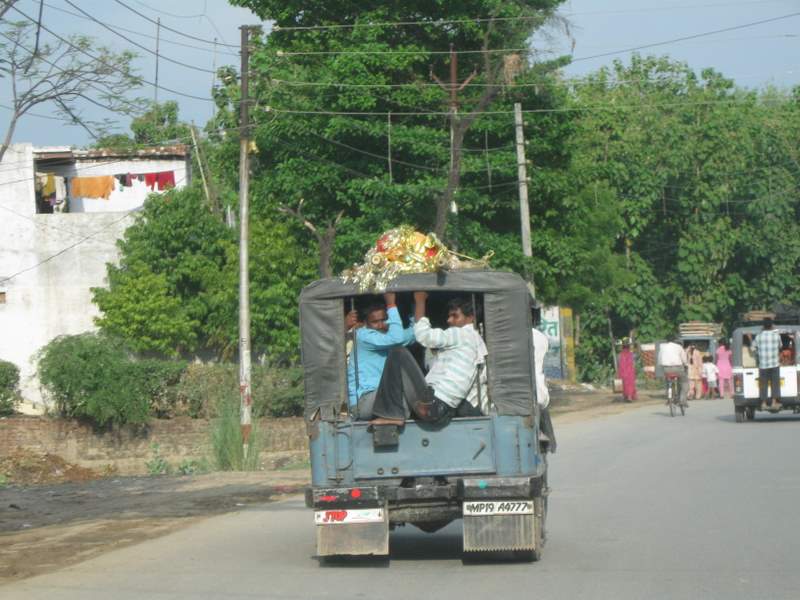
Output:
[299, 270, 535, 420]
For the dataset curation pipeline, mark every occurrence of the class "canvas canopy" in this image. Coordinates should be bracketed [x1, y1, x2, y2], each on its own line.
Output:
[299, 270, 536, 420]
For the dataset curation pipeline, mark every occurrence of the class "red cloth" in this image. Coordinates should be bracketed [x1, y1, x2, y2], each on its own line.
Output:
[617, 348, 638, 401]
[144, 173, 157, 190]
[156, 170, 175, 190]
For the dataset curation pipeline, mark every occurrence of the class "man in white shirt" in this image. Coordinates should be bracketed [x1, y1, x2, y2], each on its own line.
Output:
[532, 305, 556, 452]
[371, 292, 487, 426]
[658, 337, 689, 406]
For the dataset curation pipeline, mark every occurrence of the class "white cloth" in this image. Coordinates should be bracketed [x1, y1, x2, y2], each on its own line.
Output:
[702, 362, 719, 383]
[532, 328, 550, 408]
[658, 341, 688, 368]
[414, 318, 488, 412]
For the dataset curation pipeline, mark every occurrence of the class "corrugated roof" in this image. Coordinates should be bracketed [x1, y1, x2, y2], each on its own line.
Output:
[34, 145, 189, 161]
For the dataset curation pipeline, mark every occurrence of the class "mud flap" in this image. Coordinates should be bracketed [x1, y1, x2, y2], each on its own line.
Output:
[462, 500, 544, 553]
[316, 505, 389, 557]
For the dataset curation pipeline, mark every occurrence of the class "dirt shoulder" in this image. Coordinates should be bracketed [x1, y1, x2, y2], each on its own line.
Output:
[0, 388, 658, 584]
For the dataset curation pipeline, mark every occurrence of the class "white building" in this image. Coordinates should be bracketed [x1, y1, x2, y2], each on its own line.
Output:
[0, 143, 191, 411]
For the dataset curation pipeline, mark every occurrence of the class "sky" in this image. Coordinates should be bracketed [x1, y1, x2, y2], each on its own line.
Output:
[3, 0, 799, 148]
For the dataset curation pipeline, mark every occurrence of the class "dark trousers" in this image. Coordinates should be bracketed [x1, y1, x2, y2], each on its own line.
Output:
[758, 366, 781, 404]
[372, 348, 455, 425]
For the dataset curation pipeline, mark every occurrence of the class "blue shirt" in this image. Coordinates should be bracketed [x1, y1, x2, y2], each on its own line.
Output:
[347, 307, 415, 406]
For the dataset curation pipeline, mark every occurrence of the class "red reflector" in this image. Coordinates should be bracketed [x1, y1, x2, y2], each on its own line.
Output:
[319, 495, 337, 502]
[350, 488, 362, 499]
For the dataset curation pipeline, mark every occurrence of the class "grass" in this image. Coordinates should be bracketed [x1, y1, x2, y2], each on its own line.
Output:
[211, 396, 262, 471]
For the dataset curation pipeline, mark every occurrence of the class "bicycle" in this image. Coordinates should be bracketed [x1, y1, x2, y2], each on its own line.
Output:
[665, 372, 685, 417]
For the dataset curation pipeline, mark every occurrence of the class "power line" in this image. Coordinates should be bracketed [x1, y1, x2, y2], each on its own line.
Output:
[264, 97, 762, 117]
[63, 0, 216, 74]
[112, 0, 239, 48]
[9, 4, 216, 103]
[131, 0, 205, 19]
[268, 1, 788, 32]
[41, 1, 239, 57]
[571, 11, 800, 63]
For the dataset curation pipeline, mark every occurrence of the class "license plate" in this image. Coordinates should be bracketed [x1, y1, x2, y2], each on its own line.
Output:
[463, 500, 534, 516]
[314, 508, 384, 525]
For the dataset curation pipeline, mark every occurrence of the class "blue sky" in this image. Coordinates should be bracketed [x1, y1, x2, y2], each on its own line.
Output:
[3, 0, 799, 148]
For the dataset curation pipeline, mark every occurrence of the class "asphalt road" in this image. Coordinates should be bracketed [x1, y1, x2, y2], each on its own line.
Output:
[4, 398, 800, 600]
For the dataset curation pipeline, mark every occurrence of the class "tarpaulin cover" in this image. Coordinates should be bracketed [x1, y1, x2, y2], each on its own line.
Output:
[299, 270, 536, 419]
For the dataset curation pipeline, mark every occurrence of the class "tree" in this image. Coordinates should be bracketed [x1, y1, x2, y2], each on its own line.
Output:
[219, 0, 568, 276]
[0, 20, 142, 162]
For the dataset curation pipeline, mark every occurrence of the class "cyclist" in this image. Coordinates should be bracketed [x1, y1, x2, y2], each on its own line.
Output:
[658, 336, 689, 408]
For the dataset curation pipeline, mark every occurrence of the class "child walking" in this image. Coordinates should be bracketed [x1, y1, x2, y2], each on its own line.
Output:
[702, 356, 719, 399]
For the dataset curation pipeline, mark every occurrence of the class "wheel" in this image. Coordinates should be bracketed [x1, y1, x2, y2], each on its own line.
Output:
[735, 407, 745, 423]
[746, 406, 756, 420]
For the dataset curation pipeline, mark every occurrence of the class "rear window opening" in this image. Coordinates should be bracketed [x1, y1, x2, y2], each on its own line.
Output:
[343, 291, 489, 419]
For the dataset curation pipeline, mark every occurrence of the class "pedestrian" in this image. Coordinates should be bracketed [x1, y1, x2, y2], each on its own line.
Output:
[753, 318, 782, 411]
[715, 338, 733, 400]
[702, 356, 719, 399]
[617, 339, 638, 402]
[687, 344, 704, 400]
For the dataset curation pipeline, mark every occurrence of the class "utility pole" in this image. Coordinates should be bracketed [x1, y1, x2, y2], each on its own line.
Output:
[154, 18, 160, 103]
[432, 45, 475, 239]
[514, 102, 534, 295]
[238, 25, 253, 458]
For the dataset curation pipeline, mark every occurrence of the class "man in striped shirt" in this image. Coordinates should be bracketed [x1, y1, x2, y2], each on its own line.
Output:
[753, 318, 783, 410]
[371, 292, 488, 426]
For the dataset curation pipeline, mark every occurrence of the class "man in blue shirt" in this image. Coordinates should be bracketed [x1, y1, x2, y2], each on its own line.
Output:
[347, 292, 415, 420]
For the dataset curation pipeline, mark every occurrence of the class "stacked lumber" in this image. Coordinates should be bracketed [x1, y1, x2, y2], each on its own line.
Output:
[742, 310, 776, 322]
[679, 321, 722, 337]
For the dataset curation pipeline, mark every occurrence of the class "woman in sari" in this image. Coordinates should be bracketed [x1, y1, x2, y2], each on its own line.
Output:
[617, 340, 638, 402]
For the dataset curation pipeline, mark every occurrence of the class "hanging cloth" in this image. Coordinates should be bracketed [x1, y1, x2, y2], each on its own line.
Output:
[156, 170, 176, 191]
[70, 176, 115, 200]
[42, 173, 56, 196]
[53, 176, 66, 203]
[144, 172, 157, 190]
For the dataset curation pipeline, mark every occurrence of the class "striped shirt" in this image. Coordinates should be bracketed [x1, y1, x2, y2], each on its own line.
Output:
[414, 317, 488, 410]
[753, 329, 782, 369]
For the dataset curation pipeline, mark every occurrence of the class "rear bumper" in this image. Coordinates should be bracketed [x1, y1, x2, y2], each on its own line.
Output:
[305, 475, 546, 509]
[733, 395, 800, 407]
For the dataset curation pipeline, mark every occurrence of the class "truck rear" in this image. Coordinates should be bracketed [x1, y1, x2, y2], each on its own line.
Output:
[299, 271, 548, 561]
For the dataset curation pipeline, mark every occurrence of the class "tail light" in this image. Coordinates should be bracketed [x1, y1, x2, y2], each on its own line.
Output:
[734, 374, 743, 394]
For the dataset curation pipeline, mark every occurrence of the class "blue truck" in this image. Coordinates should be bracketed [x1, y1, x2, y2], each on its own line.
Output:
[300, 271, 550, 561]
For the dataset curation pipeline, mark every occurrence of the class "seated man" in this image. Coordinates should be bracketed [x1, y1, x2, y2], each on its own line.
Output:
[658, 336, 689, 407]
[371, 292, 488, 426]
[347, 292, 415, 420]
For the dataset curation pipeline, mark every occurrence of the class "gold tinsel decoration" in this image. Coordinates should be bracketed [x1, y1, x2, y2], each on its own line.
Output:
[341, 225, 492, 292]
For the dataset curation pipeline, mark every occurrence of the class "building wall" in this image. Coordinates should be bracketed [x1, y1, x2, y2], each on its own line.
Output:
[0, 144, 188, 411]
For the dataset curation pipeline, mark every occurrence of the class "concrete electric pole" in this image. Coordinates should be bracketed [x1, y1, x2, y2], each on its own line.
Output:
[514, 102, 534, 295]
[238, 25, 253, 458]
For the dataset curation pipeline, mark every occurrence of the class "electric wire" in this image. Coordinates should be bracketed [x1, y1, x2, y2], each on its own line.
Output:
[63, 0, 216, 74]
[9, 4, 216, 103]
[111, 0, 239, 48]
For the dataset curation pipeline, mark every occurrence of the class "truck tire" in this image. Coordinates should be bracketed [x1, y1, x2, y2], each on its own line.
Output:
[735, 407, 745, 423]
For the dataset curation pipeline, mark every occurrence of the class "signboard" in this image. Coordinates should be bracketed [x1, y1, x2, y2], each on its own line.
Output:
[538, 306, 563, 380]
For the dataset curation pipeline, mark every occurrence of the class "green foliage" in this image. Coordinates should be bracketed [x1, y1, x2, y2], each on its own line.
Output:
[131, 101, 191, 145]
[0, 360, 20, 416]
[93, 185, 315, 362]
[211, 396, 262, 471]
[177, 457, 211, 476]
[36, 334, 186, 428]
[175, 363, 304, 419]
[145, 443, 171, 475]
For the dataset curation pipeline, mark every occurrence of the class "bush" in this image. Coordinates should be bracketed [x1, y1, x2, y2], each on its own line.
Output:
[176, 363, 304, 419]
[0, 360, 20, 415]
[37, 334, 186, 427]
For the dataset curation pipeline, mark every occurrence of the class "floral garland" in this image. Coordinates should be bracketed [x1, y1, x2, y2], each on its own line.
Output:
[341, 225, 492, 292]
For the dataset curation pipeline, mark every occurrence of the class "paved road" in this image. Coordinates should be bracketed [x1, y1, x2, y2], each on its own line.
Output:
[4, 399, 800, 600]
